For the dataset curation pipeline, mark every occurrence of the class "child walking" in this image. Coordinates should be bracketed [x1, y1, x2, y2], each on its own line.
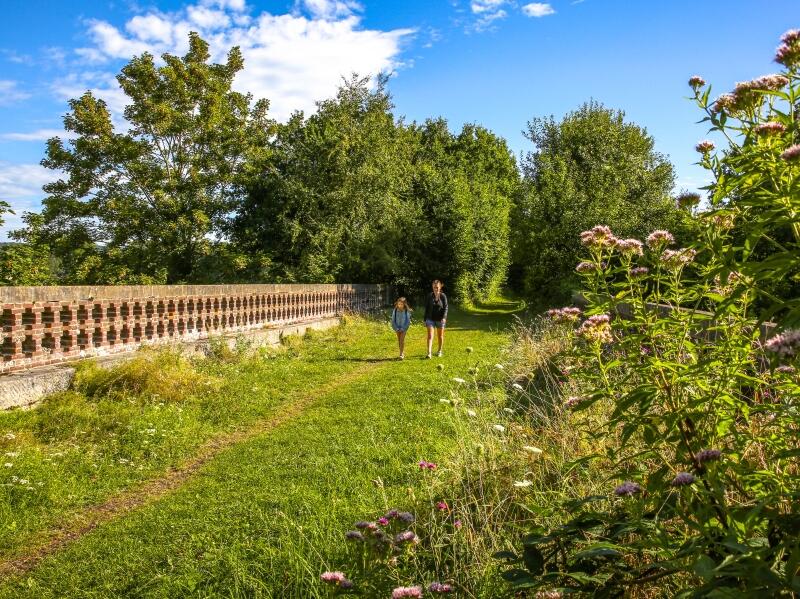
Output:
[391, 297, 412, 360]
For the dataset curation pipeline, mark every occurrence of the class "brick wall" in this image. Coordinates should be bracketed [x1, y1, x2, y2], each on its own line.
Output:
[0, 284, 389, 374]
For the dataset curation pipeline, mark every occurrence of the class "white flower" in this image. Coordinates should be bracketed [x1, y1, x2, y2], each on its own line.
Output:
[523, 446, 543, 455]
[453, 377, 466, 384]
[513, 480, 533, 488]
[503, 407, 514, 414]
[439, 399, 452, 405]
[512, 383, 524, 391]
[18, 478, 29, 485]
[3, 463, 12, 468]
[495, 363, 504, 370]
[492, 424, 506, 433]
[3, 433, 15, 440]
[466, 409, 477, 417]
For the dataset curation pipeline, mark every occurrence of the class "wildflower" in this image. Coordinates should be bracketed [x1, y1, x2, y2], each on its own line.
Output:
[418, 460, 437, 471]
[492, 424, 506, 433]
[711, 93, 736, 114]
[695, 449, 722, 464]
[466, 409, 476, 417]
[695, 140, 715, 154]
[513, 480, 533, 488]
[547, 307, 582, 323]
[354, 521, 372, 529]
[378, 517, 390, 526]
[672, 472, 696, 486]
[630, 266, 649, 278]
[512, 382, 524, 391]
[614, 481, 642, 497]
[660, 248, 697, 269]
[535, 592, 564, 599]
[688, 75, 706, 88]
[395, 530, 419, 544]
[710, 212, 735, 230]
[565, 396, 584, 409]
[429, 582, 454, 593]
[321, 571, 347, 584]
[436, 501, 449, 511]
[523, 446, 543, 455]
[616, 238, 644, 256]
[646, 230, 674, 248]
[776, 365, 796, 374]
[453, 519, 463, 529]
[780, 145, 800, 162]
[452, 377, 466, 384]
[776, 29, 800, 67]
[345, 530, 364, 541]
[576, 314, 613, 344]
[754, 121, 787, 137]
[340, 579, 354, 589]
[765, 329, 800, 358]
[385, 509, 400, 519]
[495, 363, 504, 370]
[398, 512, 415, 523]
[392, 586, 423, 598]
[575, 261, 600, 273]
[580, 225, 617, 249]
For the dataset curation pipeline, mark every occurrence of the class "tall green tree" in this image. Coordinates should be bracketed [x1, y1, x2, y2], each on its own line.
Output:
[18, 32, 273, 284]
[511, 101, 684, 301]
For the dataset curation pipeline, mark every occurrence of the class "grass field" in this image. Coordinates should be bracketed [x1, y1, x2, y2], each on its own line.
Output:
[0, 304, 519, 597]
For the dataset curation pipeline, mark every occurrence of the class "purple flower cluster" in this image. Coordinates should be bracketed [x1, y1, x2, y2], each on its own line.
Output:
[630, 266, 649, 279]
[616, 238, 644, 256]
[775, 29, 800, 67]
[776, 365, 796, 374]
[580, 225, 617, 249]
[754, 121, 787, 136]
[646, 230, 674, 249]
[345, 530, 364, 541]
[564, 396, 585, 409]
[780, 145, 800, 162]
[711, 93, 736, 114]
[547, 306, 582, 323]
[765, 329, 800, 358]
[392, 586, 423, 598]
[695, 449, 722, 464]
[428, 581, 454, 594]
[695, 140, 715, 154]
[672, 472, 696, 486]
[576, 314, 613, 344]
[688, 75, 706, 88]
[660, 248, 697, 269]
[575, 261, 601, 273]
[321, 571, 354, 588]
[614, 481, 642, 497]
[418, 460, 438, 471]
[395, 530, 420, 544]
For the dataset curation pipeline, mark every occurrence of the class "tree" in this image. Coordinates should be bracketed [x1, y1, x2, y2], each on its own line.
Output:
[510, 101, 684, 302]
[17, 32, 273, 284]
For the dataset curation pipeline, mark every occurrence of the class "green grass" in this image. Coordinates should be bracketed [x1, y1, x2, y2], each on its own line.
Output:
[0, 305, 517, 597]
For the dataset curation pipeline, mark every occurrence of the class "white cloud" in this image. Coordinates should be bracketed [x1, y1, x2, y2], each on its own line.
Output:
[0, 163, 56, 202]
[0, 80, 30, 105]
[467, 0, 509, 31]
[69, 1, 413, 122]
[522, 2, 556, 17]
[470, 0, 506, 13]
[0, 129, 74, 142]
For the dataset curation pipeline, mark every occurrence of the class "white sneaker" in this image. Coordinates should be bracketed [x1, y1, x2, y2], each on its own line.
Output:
[426, 353, 432, 359]
[399, 354, 405, 360]
[437, 350, 443, 357]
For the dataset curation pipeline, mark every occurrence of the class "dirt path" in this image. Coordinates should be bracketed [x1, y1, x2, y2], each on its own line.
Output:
[0, 360, 384, 580]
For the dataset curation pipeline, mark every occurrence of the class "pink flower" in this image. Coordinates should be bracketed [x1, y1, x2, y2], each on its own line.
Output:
[616, 238, 644, 256]
[547, 307, 582, 323]
[453, 519, 463, 529]
[695, 140, 715, 154]
[776, 30, 800, 66]
[660, 248, 697, 269]
[393, 586, 423, 598]
[321, 571, 347, 584]
[780, 145, 800, 162]
[436, 501, 449, 511]
[646, 230, 674, 249]
[575, 261, 600, 273]
[576, 314, 613, 344]
[418, 460, 437, 470]
[378, 517, 389, 526]
[754, 122, 787, 136]
[765, 329, 800, 358]
[711, 93, 736, 114]
[580, 225, 617, 249]
[429, 582, 454, 593]
[630, 266, 649, 278]
[565, 396, 585, 409]
[688, 75, 706, 88]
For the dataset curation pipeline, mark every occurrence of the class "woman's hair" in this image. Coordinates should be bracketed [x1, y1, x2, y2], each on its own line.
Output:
[394, 297, 412, 311]
[432, 279, 443, 289]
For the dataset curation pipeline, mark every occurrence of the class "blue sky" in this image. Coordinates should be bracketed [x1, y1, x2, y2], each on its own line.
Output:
[0, 0, 797, 239]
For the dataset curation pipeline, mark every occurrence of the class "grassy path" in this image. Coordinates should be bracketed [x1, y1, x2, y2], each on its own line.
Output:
[0, 306, 516, 596]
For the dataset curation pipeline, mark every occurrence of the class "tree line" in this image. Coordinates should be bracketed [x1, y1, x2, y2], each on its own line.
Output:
[1, 33, 688, 303]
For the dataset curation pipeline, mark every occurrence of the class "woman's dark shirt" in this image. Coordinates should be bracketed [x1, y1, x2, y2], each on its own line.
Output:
[424, 292, 448, 322]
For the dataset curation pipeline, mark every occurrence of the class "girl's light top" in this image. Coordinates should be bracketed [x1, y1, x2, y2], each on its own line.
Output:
[391, 308, 411, 331]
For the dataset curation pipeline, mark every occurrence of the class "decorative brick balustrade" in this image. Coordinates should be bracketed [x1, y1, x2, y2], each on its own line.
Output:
[0, 284, 389, 374]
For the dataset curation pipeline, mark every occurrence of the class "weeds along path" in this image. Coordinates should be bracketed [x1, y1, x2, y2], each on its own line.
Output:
[0, 306, 515, 597]
[0, 360, 381, 581]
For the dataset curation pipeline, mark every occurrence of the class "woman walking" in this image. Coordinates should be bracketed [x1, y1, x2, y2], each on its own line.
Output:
[423, 280, 448, 359]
